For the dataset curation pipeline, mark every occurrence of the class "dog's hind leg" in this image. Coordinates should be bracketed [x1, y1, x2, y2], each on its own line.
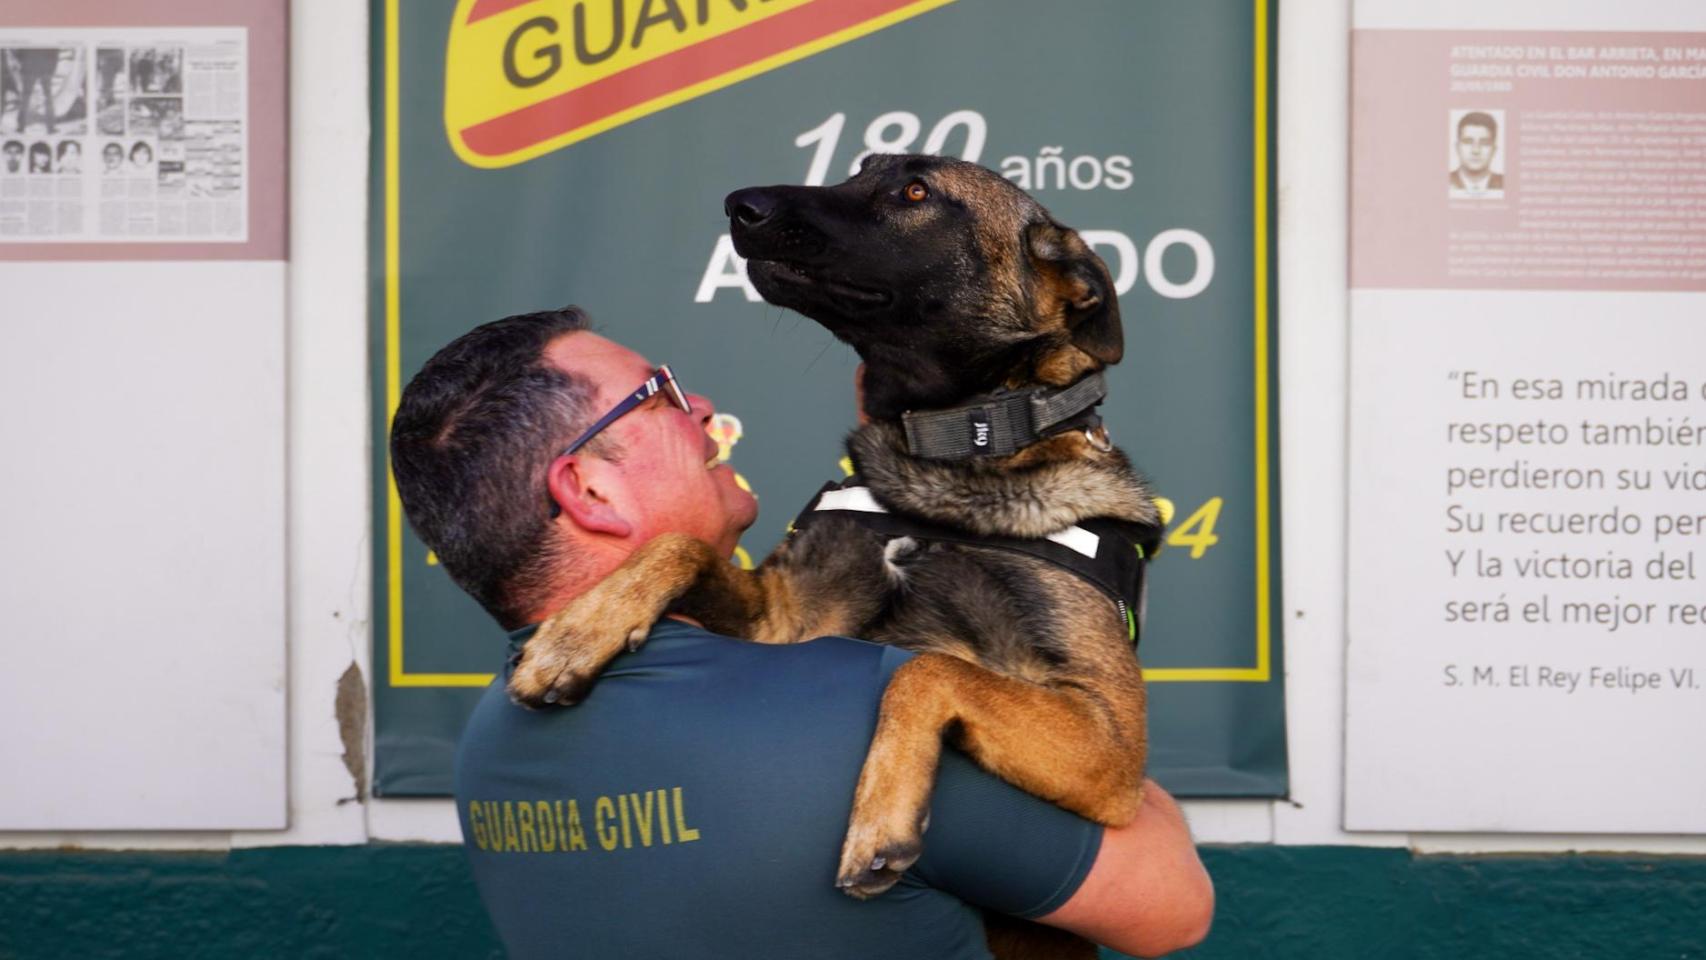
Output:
[836, 652, 1146, 899]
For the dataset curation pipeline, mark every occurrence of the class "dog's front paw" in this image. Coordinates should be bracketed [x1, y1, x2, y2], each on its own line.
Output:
[506, 618, 650, 709]
[506, 636, 596, 709]
[835, 807, 928, 899]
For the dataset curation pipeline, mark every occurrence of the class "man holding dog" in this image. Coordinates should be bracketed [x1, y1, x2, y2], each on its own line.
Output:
[391, 306, 1213, 959]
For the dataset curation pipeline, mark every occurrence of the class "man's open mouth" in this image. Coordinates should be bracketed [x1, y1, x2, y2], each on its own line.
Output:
[751, 260, 892, 308]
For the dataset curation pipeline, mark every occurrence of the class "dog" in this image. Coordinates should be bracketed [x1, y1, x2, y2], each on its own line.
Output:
[510, 154, 1162, 958]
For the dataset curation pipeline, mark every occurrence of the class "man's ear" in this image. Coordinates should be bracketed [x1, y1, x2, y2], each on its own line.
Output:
[1026, 221, 1124, 365]
[546, 455, 633, 539]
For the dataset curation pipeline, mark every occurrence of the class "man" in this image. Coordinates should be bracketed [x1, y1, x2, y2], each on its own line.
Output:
[390, 307, 1213, 959]
[131, 49, 156, 95]
[26, 141, 50, 175]
[128, 140, 154, 173]
[98, 48, 123, 103]
[12, 49, 61, 136]
[1449, 111, 1504, 195]
[55, 139, 80, 175]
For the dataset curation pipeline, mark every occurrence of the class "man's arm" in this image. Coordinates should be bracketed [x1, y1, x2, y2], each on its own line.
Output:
[1034, 781, 1213, 957]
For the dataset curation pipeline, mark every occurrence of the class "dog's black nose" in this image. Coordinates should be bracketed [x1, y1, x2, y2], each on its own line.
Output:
[725, 188, 776, 228]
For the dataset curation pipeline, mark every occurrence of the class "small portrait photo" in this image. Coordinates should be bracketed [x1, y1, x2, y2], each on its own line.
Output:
[55, 138, 81, 174]
[1, 139, 23, 174]
[95, 47, 127, 135]
[129, 97, 184, 140]
[127, 46, 183, 95]
[1448, 108, 1506, 199]
[98, 138, 125, 174]
[27, 139, 52, 174]
[128, 138, 156, 176]
[1, 46, 89, 137]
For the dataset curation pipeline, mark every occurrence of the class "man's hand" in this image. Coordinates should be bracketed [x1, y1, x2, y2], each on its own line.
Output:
[1035, 780, 1213, 956]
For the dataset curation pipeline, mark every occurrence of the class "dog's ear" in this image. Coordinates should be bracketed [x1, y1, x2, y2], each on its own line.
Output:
[1026, 222, 1123, 365]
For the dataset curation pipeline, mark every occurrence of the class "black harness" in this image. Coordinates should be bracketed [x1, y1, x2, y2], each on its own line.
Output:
[791, 477, 1163, 646]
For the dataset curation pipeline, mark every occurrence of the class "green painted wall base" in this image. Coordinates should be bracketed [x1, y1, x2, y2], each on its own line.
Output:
[0, 845, 501, 960]
[1177, 846, 1706, 959]
[2, 845, 1702, 958]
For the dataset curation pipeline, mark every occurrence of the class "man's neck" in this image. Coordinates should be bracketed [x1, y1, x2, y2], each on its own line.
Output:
[521, 536, 632, 625]
[1461, 168, 1492, 189]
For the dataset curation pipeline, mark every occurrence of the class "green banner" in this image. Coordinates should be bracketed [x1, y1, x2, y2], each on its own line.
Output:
[371, 0, 1285, 797]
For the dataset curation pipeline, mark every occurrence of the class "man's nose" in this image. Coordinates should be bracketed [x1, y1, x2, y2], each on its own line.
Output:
[688, 392, 714, 417]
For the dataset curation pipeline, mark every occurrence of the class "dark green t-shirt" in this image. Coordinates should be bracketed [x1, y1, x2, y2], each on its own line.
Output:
[455, 620, 1103, 960]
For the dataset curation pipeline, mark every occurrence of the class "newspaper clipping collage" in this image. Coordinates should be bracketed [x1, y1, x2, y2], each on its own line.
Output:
[0, 27, 247, 243]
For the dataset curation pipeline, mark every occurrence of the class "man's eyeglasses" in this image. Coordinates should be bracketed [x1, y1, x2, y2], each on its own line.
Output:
[549, 364, 691, 517]
[561, 364, 690, 456]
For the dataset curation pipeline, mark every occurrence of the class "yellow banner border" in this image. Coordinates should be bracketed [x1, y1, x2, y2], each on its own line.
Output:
[383, 0, 1276, 687]
[1149, 0, 1274, 684]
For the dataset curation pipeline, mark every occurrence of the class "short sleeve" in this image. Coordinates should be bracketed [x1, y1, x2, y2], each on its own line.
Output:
[873, 647, 1105, 919]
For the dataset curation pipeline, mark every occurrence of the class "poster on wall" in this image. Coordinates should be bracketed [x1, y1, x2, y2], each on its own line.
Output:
[1346, 0, 1706, 831]
[0, 27, 248, 243]
[371, 0, 1285, 798]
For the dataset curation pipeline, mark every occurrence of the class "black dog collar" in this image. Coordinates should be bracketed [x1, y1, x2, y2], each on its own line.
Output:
[900, 372, 1108, 460]
[791, 477, 1161, 646]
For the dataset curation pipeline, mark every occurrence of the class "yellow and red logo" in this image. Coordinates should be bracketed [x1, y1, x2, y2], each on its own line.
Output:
[445, 0, 958, 168]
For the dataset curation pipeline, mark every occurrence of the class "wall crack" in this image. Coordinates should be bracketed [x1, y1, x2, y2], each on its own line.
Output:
[334, 661, 368, 805]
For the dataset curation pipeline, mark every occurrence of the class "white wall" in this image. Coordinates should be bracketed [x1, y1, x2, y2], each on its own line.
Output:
[0, 261, 288, 832]
[0, 0, 366, 852]
[3, 0, 1700, 855]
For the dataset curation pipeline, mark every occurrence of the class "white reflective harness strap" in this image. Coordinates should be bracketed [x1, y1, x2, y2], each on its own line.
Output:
[815, 486, 887, 515]
[1045, 524, 1101, 559]
[815, 486, 1102, 560]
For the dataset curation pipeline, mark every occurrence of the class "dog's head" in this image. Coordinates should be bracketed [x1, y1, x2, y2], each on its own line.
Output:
[725, 154, 1121, 420]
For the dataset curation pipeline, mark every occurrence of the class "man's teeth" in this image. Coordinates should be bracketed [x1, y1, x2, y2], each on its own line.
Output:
[706, 456, 720, 469]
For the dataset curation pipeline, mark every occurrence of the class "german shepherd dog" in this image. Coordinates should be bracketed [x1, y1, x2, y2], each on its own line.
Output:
[511, 155, 1161, 958]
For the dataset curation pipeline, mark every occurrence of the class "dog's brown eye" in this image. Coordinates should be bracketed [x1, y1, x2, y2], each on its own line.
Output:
[904, 180, 929, 202]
